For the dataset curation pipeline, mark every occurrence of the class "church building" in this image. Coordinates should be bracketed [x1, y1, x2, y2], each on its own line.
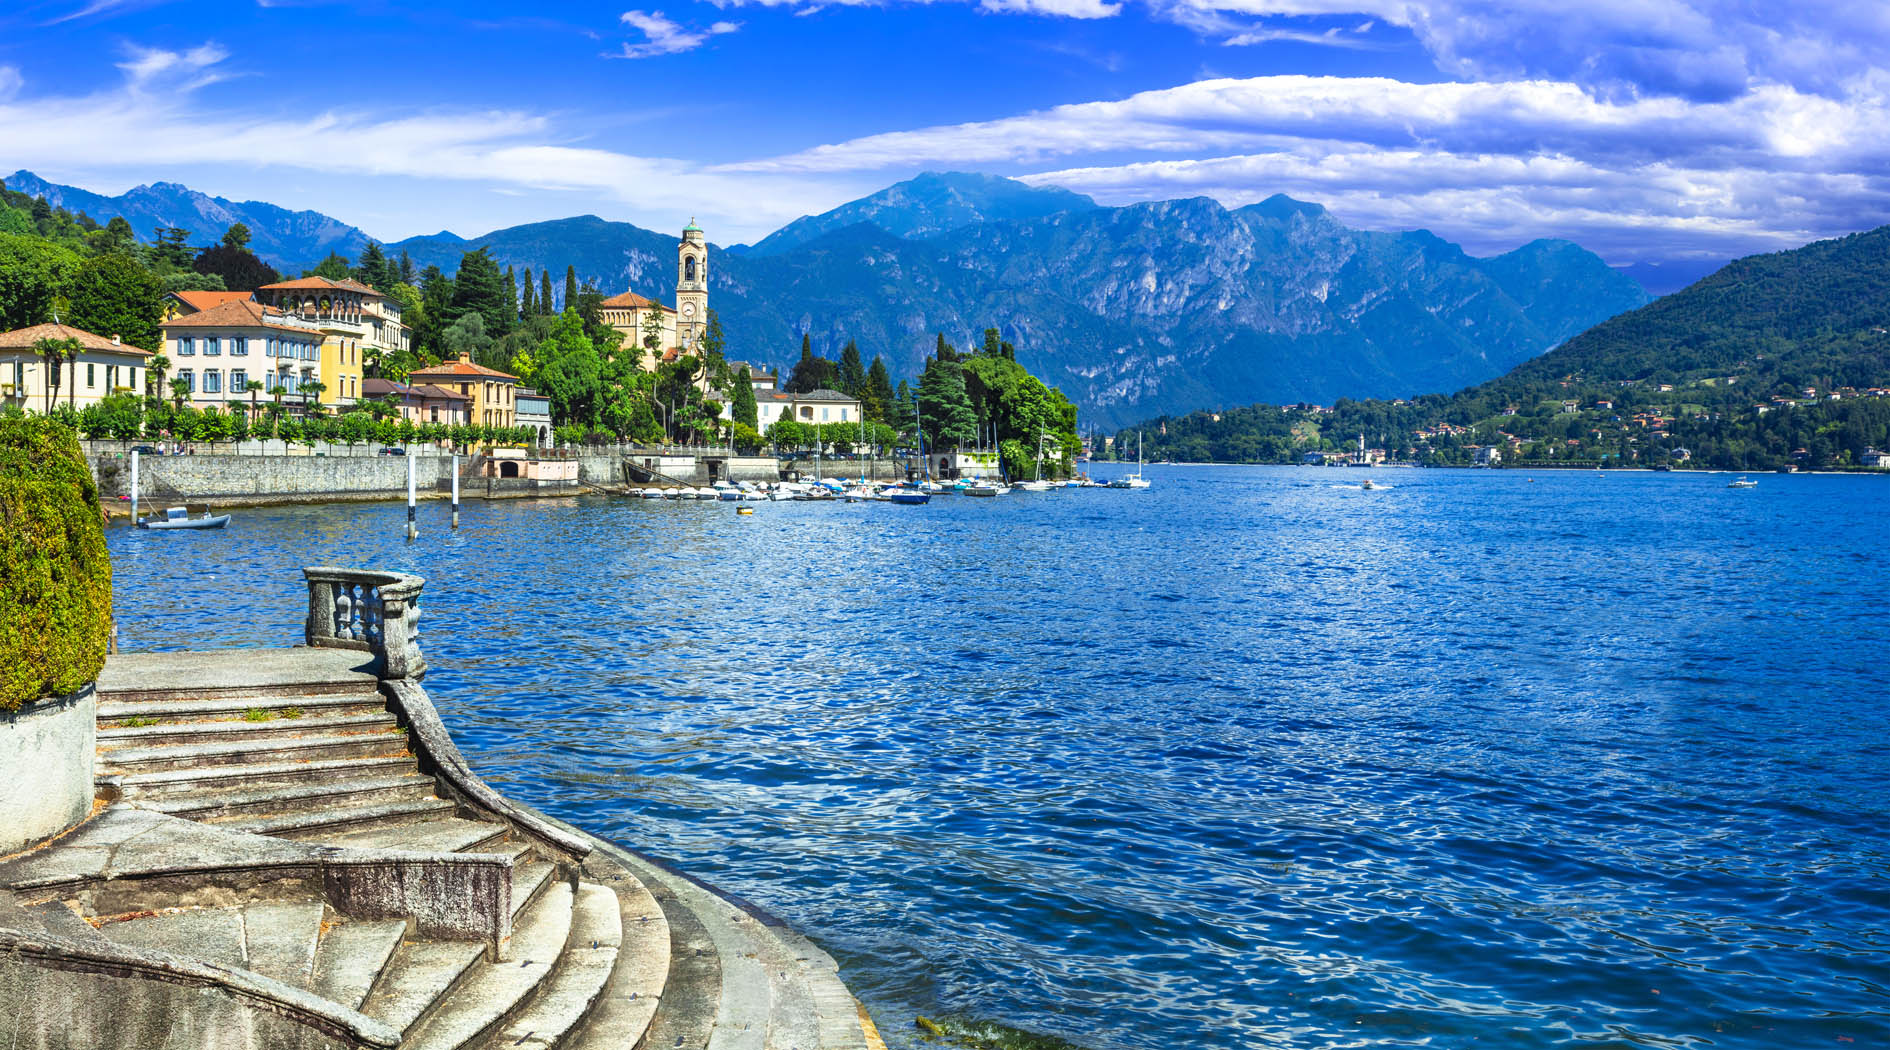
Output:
[600, 220, 710, 371]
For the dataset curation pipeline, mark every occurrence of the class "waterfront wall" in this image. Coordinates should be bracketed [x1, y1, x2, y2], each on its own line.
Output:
[94, 452, 459, 505]
[0, 687, 95, 853]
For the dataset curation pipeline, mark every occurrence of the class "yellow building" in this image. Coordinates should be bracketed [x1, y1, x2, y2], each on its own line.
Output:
[0, 323, 153, 412]
[256, 277, 412, 408]
[407, 353, 519, 429]
[602, 220, 710, 371]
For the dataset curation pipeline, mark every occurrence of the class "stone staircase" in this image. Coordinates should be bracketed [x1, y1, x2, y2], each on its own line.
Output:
[43, 649, 882, 1050]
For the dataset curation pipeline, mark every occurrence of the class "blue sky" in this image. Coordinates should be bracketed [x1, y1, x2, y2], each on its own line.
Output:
[1, 0, 1886, 274]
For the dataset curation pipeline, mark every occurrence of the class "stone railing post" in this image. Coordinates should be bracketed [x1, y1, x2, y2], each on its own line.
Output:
[302, 567, 428, 680]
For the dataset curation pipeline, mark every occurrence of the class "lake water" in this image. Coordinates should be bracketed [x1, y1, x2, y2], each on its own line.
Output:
[106, 467, 1890, 1049]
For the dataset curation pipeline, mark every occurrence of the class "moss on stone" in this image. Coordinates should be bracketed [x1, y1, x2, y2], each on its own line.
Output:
[913, 1015, 1089, 1050]
[0, 416, 110, 711]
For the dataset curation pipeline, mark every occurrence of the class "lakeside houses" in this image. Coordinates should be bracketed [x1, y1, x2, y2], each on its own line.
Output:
[407, 352, 520, 429]
[601, 220, 712, 371]
[255, 276, 404, 408]
[0, 322, 152, 412]
[360, 376, 470, 427]
[516, 387, 551, 445]
[756, 387, 863, 429]
[158, 299, 324, 412]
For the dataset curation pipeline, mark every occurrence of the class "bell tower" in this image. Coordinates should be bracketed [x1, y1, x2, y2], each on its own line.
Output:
[676, 219, 708, 352]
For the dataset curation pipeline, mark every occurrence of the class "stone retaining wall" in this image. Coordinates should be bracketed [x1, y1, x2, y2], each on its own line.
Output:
[0, 687, 95, 853]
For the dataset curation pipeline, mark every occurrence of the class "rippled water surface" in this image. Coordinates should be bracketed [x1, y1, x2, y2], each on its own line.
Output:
[108, 467, 1890, 1049]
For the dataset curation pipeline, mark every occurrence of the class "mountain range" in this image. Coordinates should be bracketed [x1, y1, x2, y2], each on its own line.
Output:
[1, 169, 1651, 428]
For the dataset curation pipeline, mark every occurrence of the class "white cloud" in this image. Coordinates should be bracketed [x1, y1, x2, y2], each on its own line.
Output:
[979, 0, 1122, 19]
[0, 67, 22, 103]
[115, 43, 230, 91]
[608, 10, 740, 59]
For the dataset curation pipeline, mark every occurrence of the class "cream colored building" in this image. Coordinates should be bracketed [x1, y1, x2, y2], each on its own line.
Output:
[602, 220, 710, 371]
[158, 300, 324, 411]
[0, 323, 152, 412]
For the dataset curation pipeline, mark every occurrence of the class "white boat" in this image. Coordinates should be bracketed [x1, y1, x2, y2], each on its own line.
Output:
[1109, 432, 1152, 489]
[1728, 476, 1758, 489]
[692, 487, 719, 500]
[639, 488, 664, 499]
[137, 505, 229, 530]
[963, 481, 1004, 497]
[1361, 478, 1377, 491]
[1017, 480, 1056, 491]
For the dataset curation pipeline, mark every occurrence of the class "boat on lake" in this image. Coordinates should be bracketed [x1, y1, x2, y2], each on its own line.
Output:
[1728, 476, 1758, 489]
[1109, 432, 1152, 489]
[138, 505, 229, 530]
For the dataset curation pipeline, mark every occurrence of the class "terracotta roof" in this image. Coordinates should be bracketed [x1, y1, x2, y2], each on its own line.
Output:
[259, 276, 385, 298]
[600, 291, 673, 311]
[362, 378, 472, 403]
[408, 356, 518, 382]
[169, 290, 254, 313]
[159, 299, 315, 335]
[0, 323, 152, 357]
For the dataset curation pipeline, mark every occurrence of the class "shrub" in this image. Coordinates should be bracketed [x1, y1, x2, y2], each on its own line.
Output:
[0, 417, 111, 710]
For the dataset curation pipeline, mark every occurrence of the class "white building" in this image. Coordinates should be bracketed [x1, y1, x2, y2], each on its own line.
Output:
[0, 323, 152, 412]
[755, 388, 862, 429]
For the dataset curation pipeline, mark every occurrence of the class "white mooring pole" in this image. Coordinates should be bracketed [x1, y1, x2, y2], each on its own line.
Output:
[406, 450, 418, 541]
[129, 449, 139, 522]
[451, 454, 460, 529]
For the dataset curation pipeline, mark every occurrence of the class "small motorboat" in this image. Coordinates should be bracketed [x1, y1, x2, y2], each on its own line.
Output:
[1360, 478, 1377, 491]
[138, 506, 229, 530]
[1728, 476, 1758, 489]
[887, 489, 931, 505]
[963, 482, 1004, 497]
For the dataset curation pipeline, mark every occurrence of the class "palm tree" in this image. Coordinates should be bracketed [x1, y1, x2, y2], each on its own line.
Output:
[145, 353, 169, 407]
[168, 376, 190, 409]
[301, 380, 328, 417]
[32, 336, 80, 415]
[245, 380, 264, 424]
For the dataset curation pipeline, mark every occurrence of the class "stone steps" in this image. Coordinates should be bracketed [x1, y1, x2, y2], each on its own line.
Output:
[566, 864, 671, 1050]
[219, 796, 460, 840]
[98, 690, 387, 725]
[112, 754, 421, 799]
[239, 900, 327, 989]
[98, 732, 410, 775]
[310, 918, 410, 1011]
[397, 881, 576, 1048]
[478, 881, 623, 1050]
[135, 772, 438, 820]
[359, 937, 490, 1035]
[96, 710, 400, 748]
[319, 815, 517, 855]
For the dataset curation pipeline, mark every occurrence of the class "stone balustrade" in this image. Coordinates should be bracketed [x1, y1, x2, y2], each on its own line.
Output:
[302, 567, 426, 679]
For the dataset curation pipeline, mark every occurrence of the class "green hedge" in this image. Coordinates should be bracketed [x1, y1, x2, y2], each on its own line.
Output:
[0, 417, 110, 710]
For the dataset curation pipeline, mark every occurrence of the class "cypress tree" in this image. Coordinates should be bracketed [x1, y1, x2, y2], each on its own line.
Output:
[564, 266, 578, 313]
[520, 267, 536, 316]
[398, 250, 415, 284]
[540, 271, 554, 315]
[503, 264, 519, 323]
[865, 355, 895, 422]
[731, 367, 758, 428]
[838, 340, 866, 396]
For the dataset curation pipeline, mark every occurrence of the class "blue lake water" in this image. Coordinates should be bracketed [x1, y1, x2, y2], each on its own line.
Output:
[106, 467, 1890, 1049]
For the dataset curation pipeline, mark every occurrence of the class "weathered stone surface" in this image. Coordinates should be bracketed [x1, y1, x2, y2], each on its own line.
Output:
[97, 648, 376, 702]
[400, 880, 574, 1050]
[310, 918, 408, 1011]
[0, 686, 95, 854]
[488, 880, 623, 1050]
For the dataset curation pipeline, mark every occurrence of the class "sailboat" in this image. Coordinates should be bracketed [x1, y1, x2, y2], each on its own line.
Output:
[1110, 432, 1152, 489]
[1017, 428, 1057, 491]
[890, 395, 932, 504]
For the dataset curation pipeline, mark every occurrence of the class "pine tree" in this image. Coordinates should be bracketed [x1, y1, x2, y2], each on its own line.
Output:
[307, 252, 352, 281]
[398, 251, 415, 285]
[865, 355, 895, 422]
[540, 271, 554, 316]
[918, 357, 976, 449]
[448, 248, 512, 337]
[354, 242, 391, 290]
[520, 267, 536, 316]
[564, 266, 578, 313]
[982, 327, 1003, 357]
[838, 340, 866, 396]
[503, 264, 519, 323]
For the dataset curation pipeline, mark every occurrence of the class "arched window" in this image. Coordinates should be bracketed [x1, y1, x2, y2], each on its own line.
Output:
[684, 256, 696, 282]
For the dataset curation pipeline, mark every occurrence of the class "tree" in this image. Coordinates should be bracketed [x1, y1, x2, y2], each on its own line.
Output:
[640, 306, 665, 356]
[168, 376, 190, 409]
[730, 367, 758, 428]
[245, 379, 265, 424]
[193, 242, 281, 291]
[66, 253, 163, 350]
[918, 357, 977, 449]
[34, 336, 81, 415]
[540, 270, 554, 316]
[306, 252, 352, 281]
[536, 310, 604, 428]
[865, 355, 895, 422]
[563, 266, 578, 314]
[151, 227, 194, 269]
[98, 216, 136, 254]
[143, 354, 168, 405]
[449, 248, 511, 337]
[441, 312, 494, 365]
[221, 223, 252, 250]
[503, 264, 519, 325]
[162, 271, 227, 294]
[520, 266, 536, 316]
[416, 265, 453, 357]
[0, 233, 82, 330]
[353, 242, 393, 291]
[838, 340, 865, 396]
[786, 338, 838, 393]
